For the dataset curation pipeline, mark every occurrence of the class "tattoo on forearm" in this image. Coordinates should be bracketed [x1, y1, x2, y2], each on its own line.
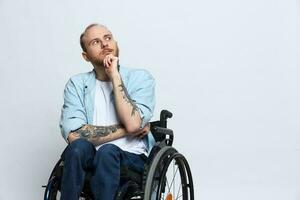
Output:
[118, 81, 139, 116]
[75, 124, 122, 140]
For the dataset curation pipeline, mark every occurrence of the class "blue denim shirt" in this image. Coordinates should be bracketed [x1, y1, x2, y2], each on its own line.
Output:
[59, 65, 156, 151]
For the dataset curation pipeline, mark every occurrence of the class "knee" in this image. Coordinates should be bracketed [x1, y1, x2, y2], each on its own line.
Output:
[96, 144, 120, 160]
[64, 138, 94, 159]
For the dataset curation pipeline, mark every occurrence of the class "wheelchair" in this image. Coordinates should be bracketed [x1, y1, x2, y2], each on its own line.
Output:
[43, 110, 194, 200]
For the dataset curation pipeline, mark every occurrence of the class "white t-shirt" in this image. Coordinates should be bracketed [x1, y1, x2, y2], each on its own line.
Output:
[93, 80, 147, 155]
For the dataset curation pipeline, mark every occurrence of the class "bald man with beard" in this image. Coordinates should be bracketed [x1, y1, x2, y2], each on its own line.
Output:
[59, 24, 155, 200]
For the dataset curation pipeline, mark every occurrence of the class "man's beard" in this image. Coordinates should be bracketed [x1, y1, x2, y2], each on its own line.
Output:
[93, 45, 119, 66]
[115, 45, 119, 57]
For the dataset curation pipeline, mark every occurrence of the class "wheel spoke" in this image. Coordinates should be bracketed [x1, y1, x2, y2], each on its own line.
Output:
[165, 175, 171, 192]
[173, 160, 175, 197]
[175, 193, 183, 200]
[169, 163, 179, 192]
[163, 159, 182, 200]
[175, 181, 182, 199]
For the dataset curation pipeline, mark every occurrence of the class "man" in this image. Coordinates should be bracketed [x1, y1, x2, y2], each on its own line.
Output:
[59, 23, 155, 200]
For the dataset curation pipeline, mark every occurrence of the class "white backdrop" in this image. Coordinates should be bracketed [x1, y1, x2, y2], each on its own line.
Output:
[0, 0, 299, 199]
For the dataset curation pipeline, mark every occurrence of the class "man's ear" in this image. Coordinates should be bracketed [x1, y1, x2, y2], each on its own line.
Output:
[82, 52, 90, 62]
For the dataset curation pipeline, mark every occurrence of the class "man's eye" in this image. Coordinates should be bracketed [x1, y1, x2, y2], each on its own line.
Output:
[92, 40, 99, 45]
[105, 37, 111, 41]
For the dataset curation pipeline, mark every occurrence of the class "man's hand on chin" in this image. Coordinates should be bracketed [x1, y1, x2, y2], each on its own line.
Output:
[103, 54, 119, 80]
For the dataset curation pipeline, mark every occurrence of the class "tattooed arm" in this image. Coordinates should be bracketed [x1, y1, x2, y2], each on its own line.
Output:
[111, 75, 142, 133]
[103, 55, 145, 134]
[67, 124, 126, 145]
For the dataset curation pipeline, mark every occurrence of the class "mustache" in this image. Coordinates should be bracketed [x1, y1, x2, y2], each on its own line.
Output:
[103, 48, 113, 52]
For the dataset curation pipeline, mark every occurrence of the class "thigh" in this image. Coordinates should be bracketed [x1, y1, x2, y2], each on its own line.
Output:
[120, 151, 146, 173]
[94, 144, 146, 173]
[62, 138, 95, 169]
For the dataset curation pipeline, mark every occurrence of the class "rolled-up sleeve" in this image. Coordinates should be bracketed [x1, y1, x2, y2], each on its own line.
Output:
[130, 70, 155, 128]
[59, 79, 87, 141]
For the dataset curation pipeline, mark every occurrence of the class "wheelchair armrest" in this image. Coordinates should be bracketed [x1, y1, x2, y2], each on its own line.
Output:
[152, 127, 173, 137]
[150, 110, 174, 144]
[151, 126, 174, 146]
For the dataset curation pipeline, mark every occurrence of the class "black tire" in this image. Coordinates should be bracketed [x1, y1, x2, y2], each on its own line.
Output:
[44, 158, 93, 200]
[44, 176, 60, 200]
[44, 159, 63, 200]
[143, 146, 194, 200]
[44, 176, 93, 200]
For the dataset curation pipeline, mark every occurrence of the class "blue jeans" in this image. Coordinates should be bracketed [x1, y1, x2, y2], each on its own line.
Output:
[60, 139, 146, 200]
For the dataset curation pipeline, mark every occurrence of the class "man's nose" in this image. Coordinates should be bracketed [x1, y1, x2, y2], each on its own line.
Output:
[101, 40, 108, 48]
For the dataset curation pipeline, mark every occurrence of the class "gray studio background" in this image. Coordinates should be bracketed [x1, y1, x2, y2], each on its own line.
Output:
[0, 0, 299, 199]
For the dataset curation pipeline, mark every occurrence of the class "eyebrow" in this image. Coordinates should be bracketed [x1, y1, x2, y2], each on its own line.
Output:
[104, 33, 112, 37]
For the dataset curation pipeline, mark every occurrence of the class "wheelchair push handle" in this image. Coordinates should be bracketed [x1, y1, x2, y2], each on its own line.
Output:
[160, 110, 173, 122]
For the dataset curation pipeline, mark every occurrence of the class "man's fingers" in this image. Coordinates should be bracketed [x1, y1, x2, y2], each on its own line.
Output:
[138, 130, 149, 139]
[103, 58, 108, 68]
[103, 54, 115, 68]
[134, 126, 150, 139]
[108, 56, 112, 65]
[68, 132, 80, 143]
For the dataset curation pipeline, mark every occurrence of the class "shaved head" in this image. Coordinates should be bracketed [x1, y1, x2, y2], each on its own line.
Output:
[80, 23, 119, 66]
[80, 23, 110, 52]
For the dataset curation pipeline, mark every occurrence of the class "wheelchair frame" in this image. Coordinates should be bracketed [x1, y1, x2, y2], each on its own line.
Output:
[43, 110, 194, 200]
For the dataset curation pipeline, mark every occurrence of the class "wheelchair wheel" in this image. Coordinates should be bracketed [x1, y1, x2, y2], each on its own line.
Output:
[44, 158, 63, 200]
[44, 175, 61, 200]
[143, 146, 194, 200]
[44, 176, 93, 200]
[44, 178, 92, 200]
